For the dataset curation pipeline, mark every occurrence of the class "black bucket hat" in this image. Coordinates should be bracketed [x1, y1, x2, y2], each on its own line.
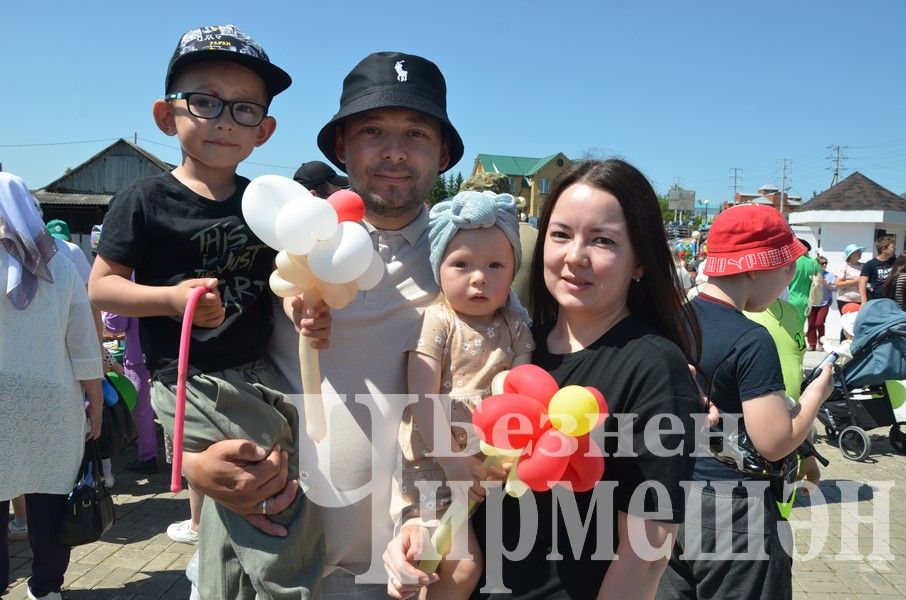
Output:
[165, 24, 292, 101]
[317, 52, 464, 174]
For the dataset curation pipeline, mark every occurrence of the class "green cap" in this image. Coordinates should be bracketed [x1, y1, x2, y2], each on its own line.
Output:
[46, 219, 71, 241]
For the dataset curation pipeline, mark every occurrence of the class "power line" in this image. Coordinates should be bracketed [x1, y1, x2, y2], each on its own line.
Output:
[136, 137, 295, 170]
[0, 137, 119, 148]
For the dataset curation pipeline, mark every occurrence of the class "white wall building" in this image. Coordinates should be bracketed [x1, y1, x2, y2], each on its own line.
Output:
[789, 172, 906, 340]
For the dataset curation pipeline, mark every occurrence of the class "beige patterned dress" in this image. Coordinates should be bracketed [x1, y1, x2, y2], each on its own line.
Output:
[393, 299, 534, 528]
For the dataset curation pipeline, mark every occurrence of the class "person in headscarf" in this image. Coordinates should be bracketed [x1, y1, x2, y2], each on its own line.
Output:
[393, 190, 533, 599]
[0, 172, 103, 600]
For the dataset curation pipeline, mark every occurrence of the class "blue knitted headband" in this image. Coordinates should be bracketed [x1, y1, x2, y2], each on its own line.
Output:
[428, 190, 521, 284]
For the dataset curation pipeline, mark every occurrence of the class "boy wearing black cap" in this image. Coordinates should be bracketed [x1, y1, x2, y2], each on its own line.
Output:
[88, 24, 323, 599]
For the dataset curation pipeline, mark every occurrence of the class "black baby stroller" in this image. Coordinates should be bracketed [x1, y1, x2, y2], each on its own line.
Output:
[817, 299, 906, 460]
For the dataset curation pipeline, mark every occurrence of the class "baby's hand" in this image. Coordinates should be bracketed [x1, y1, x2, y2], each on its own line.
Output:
[439, 455, 497, 505]
[173, 278, 225, 328]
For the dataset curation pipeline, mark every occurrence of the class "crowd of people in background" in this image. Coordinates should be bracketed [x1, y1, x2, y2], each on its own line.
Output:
[4, 21, 906, 600]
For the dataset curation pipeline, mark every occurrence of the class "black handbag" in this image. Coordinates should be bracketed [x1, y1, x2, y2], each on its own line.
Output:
[58, 439, 116, 546]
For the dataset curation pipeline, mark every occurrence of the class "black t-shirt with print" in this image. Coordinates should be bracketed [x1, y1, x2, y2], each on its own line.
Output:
[861, 256, 896, 300]
[689, 295, 786, 481]
[96, 172, 276, 378]
[472, 314, 699, 599]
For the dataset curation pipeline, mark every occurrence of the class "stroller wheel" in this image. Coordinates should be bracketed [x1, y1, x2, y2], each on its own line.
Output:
[824, 425, 838, 443]
[890, 422, 906, 454]
[838, 426, 871, 461]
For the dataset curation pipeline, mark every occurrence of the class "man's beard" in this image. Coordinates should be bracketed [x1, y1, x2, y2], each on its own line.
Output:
[359, 190, 425, 218]
[351, 163, 432, 218]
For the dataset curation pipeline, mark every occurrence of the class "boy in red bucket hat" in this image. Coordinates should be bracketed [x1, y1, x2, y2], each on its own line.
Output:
[658, 204, 834, 600]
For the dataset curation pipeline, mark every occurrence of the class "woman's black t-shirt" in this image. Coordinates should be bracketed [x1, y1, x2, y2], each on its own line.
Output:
[472, 314, 700, 599]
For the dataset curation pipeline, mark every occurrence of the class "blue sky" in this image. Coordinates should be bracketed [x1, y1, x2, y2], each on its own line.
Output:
[3, 1, 905, 211]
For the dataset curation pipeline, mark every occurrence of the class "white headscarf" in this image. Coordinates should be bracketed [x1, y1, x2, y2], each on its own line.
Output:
[0, 173, 58, 308]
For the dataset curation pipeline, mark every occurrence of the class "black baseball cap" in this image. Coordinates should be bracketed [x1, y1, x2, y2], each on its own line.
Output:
[165, 24, 292, 101]
[317, 51, 463, 174]
[293, 161, 349, 189]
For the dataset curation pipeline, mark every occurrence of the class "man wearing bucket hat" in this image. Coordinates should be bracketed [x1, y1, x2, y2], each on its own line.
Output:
[184, 51, 462, 597]
[657, 204, 835, 600]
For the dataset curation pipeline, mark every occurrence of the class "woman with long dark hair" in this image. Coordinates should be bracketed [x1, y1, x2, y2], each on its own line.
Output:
[471, 159, 703, 599]
[386, 159, 704, 600]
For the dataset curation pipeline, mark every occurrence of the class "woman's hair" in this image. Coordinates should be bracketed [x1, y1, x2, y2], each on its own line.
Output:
[882, 252, 906, 298]
[876, 235, 895, 254]
[527, 159, 701, 362]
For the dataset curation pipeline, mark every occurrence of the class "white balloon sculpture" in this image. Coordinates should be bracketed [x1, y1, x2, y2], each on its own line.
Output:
[242, 175, 383, 441]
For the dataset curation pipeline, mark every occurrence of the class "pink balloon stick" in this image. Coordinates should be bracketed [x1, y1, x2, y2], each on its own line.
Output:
[170, 286, 207, 493]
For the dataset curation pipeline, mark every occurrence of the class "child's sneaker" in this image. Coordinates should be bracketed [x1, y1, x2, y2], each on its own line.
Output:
[26, 587, 62, 599]
[8, 518, 28, 541]
[167, 519, 199, 544]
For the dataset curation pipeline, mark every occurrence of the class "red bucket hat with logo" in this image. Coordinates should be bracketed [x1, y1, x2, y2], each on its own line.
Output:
[702, 204, 807, 276]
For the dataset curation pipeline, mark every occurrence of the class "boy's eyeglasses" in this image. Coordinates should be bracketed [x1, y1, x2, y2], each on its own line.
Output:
[164, 92, 267, 127]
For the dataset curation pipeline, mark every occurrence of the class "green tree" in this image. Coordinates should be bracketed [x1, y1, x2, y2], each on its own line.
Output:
[453, 172, 464, 194]
[426, 175, 447, 206]
[657, 194, 672, 223]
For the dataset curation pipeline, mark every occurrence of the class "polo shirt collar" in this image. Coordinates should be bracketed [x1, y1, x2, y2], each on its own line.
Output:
[362, 205, 429, 246]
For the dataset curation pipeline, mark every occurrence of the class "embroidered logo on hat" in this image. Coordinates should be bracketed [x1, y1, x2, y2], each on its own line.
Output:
[394, 60, 408, 82]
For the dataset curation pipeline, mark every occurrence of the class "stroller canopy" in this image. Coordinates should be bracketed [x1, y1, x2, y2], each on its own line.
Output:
[845, 299, 906, 387]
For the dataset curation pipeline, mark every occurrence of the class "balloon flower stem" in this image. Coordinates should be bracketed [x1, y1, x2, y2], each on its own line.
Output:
[416, 454, 505, 574]
[298, 291, 327, 442]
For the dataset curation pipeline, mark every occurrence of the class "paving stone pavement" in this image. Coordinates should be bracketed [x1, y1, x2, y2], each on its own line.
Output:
[4, 442, 197, 600]
[5, 351, 906, 599]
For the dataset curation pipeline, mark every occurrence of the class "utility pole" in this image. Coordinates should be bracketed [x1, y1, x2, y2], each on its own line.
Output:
[729, 168, 743, 205]
[827, 145, 848, 186]
[778, 159, 791, 215]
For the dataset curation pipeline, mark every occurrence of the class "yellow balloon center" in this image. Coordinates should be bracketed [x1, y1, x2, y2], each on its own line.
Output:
[548, 385, 599, 437]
